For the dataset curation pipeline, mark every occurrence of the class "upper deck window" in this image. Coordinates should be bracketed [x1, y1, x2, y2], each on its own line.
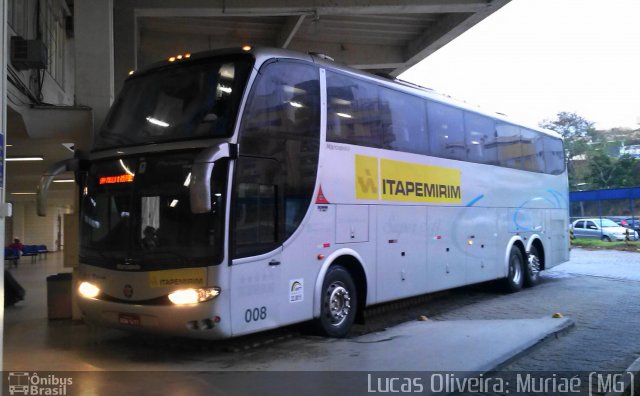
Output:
[326, 71, 428, 155]
[427, 101, 465, 161]
[465, 112, 497, 165]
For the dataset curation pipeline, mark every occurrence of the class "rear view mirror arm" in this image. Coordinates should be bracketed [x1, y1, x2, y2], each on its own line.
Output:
[190, 143, 237, 214]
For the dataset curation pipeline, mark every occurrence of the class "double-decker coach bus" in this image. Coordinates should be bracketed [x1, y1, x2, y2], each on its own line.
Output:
[37, 47, 569, 339]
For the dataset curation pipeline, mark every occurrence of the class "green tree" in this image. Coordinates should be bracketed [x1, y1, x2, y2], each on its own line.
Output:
[587, 149, 615, 188]
[539, 112, 597, 188]
[539, 111, 596, 140]
[586, 151, 638, 189]
[614, 154, 639, 187]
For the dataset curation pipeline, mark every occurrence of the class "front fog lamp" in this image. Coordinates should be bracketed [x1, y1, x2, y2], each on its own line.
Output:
[79, 281, 100, 298]
[168, 287, 220, 305]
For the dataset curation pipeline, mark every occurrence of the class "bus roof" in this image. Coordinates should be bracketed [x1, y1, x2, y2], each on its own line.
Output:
[128, 46, 562, 140]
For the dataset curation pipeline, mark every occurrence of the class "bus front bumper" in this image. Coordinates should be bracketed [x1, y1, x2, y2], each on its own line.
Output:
[78, 297, 231, 339]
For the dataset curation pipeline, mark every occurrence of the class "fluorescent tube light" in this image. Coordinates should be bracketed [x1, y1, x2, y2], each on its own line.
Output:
[6, 157, 44, 161]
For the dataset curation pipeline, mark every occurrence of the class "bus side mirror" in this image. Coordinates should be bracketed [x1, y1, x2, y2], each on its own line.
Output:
[37, 158, 80, 216]
[190, 143, 236, 214]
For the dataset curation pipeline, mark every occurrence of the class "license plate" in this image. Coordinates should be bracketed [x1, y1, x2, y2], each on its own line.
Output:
[119, 313, 141, 326]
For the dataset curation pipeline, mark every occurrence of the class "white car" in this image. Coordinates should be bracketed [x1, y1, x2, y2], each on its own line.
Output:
[571, 218, 639, 241]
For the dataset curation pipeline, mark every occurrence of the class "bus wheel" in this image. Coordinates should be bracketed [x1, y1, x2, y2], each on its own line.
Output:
[504, 246, 524, 293]
[316, 266, 357, 338]
[524, 245, 541, 287]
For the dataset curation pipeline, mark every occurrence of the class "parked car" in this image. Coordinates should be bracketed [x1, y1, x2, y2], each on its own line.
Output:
[611, 218, 630, 227]
[622, 217, 640, 232]
[608, 216, 640, 232]
[571, 218, 639, 242]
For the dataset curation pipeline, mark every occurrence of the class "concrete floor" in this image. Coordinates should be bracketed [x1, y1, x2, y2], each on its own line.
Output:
[3, 253, 573, 395]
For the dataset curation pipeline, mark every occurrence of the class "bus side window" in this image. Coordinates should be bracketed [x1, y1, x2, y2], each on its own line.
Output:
[326, 71, 382, 148]
[379, 86, 428, 155]
[427, 101, 466, 161]
[233, 157, 282, 258]
[464, 112, 497, 165]
[520, 128, 545, 172]
[496, 122, 523, 169]
[543, 135, 565, 175]
[237, 60, 321, 249]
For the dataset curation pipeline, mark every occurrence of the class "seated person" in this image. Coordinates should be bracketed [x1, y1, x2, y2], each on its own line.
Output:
[142, 226, 159, 249]
[8, 238, 24, 254]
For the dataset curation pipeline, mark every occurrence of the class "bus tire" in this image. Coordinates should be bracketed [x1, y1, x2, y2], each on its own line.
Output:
[504, 246, 524, 293]
[316, 266, 357, 338]
[524, 245, 541, 287]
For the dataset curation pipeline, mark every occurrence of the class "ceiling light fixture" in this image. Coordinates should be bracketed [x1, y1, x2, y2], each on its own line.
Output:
[6, 156, 44, 161]
[53, 179, 75, 183]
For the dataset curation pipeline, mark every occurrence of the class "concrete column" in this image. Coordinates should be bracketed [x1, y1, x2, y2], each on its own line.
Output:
[74, 0, 114, 150]
[114, 5, 137, 94]
[72, 1, 114, 320]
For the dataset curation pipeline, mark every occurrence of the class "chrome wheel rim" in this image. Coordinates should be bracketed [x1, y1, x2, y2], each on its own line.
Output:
[326, 283, 351, 326]
[528, 254, 540, 279]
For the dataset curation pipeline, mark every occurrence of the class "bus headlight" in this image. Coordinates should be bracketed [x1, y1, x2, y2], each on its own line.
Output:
[79, 281, 100, 298]
[168, 287, 221, 305]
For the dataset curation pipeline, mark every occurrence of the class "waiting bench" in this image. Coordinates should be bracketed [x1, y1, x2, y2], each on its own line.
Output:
[22, 245, 39, 264]
[38, 245, 50, 260]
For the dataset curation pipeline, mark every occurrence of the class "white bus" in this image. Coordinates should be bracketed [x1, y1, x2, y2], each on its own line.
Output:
[38, 47, 569, 339]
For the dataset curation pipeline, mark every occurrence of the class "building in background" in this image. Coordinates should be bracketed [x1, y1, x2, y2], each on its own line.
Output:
[5, 0, 87, 250]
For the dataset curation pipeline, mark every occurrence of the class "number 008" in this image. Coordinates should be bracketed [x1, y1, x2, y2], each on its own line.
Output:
[244, 306, 267, 323]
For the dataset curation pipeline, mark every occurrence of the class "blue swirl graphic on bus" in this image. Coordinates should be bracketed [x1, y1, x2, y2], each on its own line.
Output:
[465, 194, 484, 207]
[512, 193, 562, 231]
[547, 188, 568, 208]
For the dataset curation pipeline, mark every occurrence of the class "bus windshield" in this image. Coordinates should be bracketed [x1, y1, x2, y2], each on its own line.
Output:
[80, 152, 228, 268]
[96, 56, 253, 150]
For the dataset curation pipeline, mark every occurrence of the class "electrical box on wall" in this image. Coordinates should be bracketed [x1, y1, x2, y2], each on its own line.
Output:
[10, 36, 48, 70]
[0, 202, 13, 218]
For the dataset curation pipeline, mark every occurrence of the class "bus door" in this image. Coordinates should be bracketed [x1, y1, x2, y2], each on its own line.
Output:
[228, 59, 320, 335]
[229, 156, 284, 336]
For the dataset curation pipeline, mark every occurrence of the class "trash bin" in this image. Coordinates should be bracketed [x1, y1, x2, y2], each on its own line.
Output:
[47, 273, 72, 319]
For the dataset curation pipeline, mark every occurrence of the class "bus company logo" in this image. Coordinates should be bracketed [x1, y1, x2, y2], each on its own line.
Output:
[149, 268, 206, 288]
[123, 284, 133, 298]
[289, 279, 304, 303]
[355, 155, 462, 204]
[7, 372, 73, 395]
[355, 155, 379, 200]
